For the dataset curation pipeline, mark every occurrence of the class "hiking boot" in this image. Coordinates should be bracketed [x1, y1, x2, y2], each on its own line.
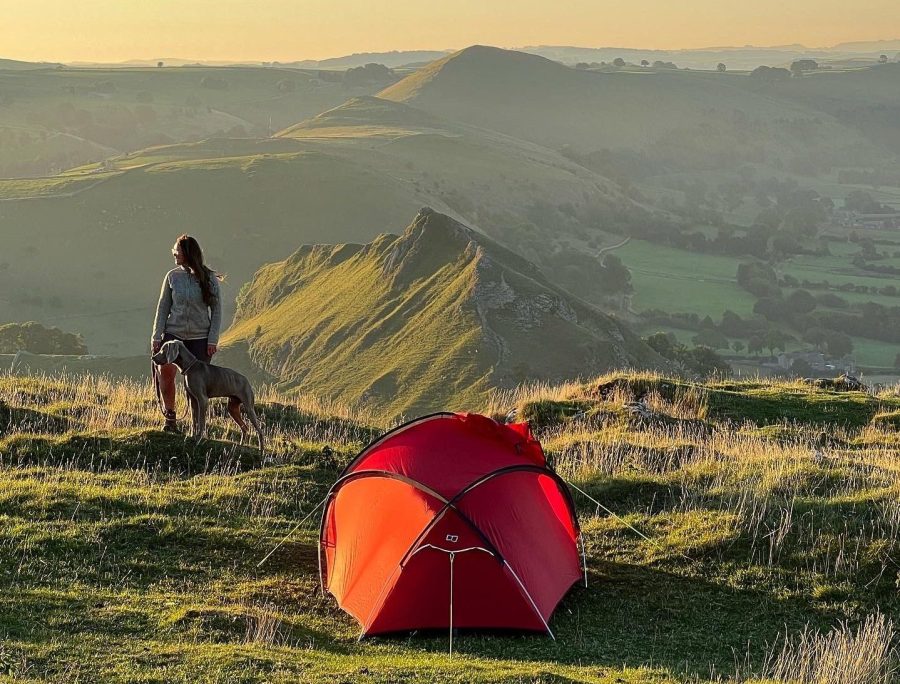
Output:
[162, 410, 180, 434]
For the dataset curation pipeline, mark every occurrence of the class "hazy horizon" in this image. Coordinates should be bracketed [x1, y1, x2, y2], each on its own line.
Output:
[2, 0, 899, 63]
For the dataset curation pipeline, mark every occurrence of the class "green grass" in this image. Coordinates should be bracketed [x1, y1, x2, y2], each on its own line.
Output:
[615, 240, 756, 317]
[1, 371, 898, 682]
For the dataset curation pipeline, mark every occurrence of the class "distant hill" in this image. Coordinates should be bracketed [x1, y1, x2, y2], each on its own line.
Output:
[829, 39, 900, 53]
[285, 50, 452, 70]
[0, 65, 386, 177]
[0, 58, 63, 70]
[379, 45, 878, 157]
[0, 96, 637, 356]
[521, 43, 900, 70]
[223, 208, 669, 416]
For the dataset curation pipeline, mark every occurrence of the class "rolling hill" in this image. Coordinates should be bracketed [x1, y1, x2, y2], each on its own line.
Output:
[3, 48, 899, 381]
[0, 65, 392, 177]
[0, 96, 638, 356]
[223, 208, 669, 416]
[379, 45, 880, 165]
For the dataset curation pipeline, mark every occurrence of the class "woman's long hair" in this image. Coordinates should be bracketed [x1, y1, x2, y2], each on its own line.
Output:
[175, 234, 224, 307]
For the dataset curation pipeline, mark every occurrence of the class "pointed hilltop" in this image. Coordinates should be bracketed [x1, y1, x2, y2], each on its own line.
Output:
[379, 45, 867, 152]
[378, 45, 565, 103]
[223, 208, 670, 417]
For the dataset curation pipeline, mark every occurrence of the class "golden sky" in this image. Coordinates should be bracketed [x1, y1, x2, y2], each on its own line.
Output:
[2, 0, 898, 62]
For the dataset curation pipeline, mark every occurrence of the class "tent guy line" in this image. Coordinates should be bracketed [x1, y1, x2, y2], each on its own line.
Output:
[564, 477, 693, 561]
[256, 495, 328, 568]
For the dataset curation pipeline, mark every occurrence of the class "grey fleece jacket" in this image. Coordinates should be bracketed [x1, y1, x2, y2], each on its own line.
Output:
[151, 267, 222, 345]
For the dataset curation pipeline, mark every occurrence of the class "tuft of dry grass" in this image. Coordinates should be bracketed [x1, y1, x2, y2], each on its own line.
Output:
[763, 612, 897, 684]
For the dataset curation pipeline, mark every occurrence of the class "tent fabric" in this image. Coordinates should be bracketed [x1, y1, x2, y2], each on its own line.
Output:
[319, 412, 582, 636]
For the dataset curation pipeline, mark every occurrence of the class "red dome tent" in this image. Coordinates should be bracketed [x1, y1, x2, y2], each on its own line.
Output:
[319, 412, 584, 640]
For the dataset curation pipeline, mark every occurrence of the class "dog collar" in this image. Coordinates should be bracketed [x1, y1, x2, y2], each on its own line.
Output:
[180, 358, 198, 374]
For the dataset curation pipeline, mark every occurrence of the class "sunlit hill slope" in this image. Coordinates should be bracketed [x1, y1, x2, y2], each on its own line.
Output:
[224, 209, 669, 416]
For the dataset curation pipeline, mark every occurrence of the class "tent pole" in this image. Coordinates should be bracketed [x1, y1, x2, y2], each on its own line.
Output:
[579, 533, 588, 588]
[503, 560, 555, 639]
[448, 551, 455, 659]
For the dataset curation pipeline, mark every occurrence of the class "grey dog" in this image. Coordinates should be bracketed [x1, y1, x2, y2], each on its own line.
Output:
[152, 340, 265, 453]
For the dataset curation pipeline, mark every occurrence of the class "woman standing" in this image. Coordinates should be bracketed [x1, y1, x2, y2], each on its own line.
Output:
[151, 234, 223, 432]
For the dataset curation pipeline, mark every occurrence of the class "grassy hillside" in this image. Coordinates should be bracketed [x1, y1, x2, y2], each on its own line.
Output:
[0, 369, 898, 682]
[0, 96, 636, 356]
[3, 52, 899, 382]
[223, 209, 668, 417]
[378, 46, 876, 164]
[0, 65, 389, 177]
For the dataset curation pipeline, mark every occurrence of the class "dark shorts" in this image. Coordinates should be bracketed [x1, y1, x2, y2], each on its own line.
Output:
[162, 332, 210, 362]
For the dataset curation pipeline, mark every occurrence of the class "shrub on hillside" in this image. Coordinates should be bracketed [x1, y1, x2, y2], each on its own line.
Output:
[645, 332, 731, 377]
[750, 65, 791, 82]
[0, 322, 87, 355]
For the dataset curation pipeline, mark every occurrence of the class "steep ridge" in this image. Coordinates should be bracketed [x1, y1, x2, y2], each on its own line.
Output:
[223, 208, 670, 417]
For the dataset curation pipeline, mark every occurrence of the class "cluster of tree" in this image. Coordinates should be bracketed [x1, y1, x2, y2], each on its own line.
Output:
[750, 65, 791, 82]
[737, 262, 781, 298]
[852, 257, 900, 276]
[644, 332, 731, 377]
[576, 59, 678, 70]
[753, 289, 817, 319]
[642, 307, 854, 359]
[0, 322, 87, 355]
[843, 189, 894, 214]
[781, 272, 900, 298]
[343, 63, 394, 86]
[544, 248, 632, 297]
[813, 302, 900, 344]
[790, 59, 819, 75]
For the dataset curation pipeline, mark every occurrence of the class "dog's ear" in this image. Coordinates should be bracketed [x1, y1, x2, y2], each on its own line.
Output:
[164, 341, 179, 364]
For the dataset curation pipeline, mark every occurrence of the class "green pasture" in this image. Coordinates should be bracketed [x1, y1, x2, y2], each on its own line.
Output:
[0, 372, 898, 682]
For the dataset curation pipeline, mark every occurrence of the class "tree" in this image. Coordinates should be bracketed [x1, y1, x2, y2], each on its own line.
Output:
[748, 336, 765, 356]
[640, 59, 649, 67]
[790, 358, 814, 377]
[692, 329, 730, 350]
[802, 326, 827, 350]
[0, 321, 87, 354]
[344, 62, 394, 86]
[750, 65, 791, 82]
[645, 332, 678, 358]
[785, 289, 817, 315]
[765, 329, 788, 356]
[717, 63, 726, 72]
[157, 61, 164, 68]
[613, 58, 626, 67]
[790, 59, 818, 75]
[879, 54, 888, 64]
[731, 340, 745, 353]
[682, 346, 731, 377]
[824, 332, 853, 358]
[597, 254, 632, 293]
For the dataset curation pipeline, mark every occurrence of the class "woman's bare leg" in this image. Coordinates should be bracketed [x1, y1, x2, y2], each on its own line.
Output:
[160, 364, 178, 411]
